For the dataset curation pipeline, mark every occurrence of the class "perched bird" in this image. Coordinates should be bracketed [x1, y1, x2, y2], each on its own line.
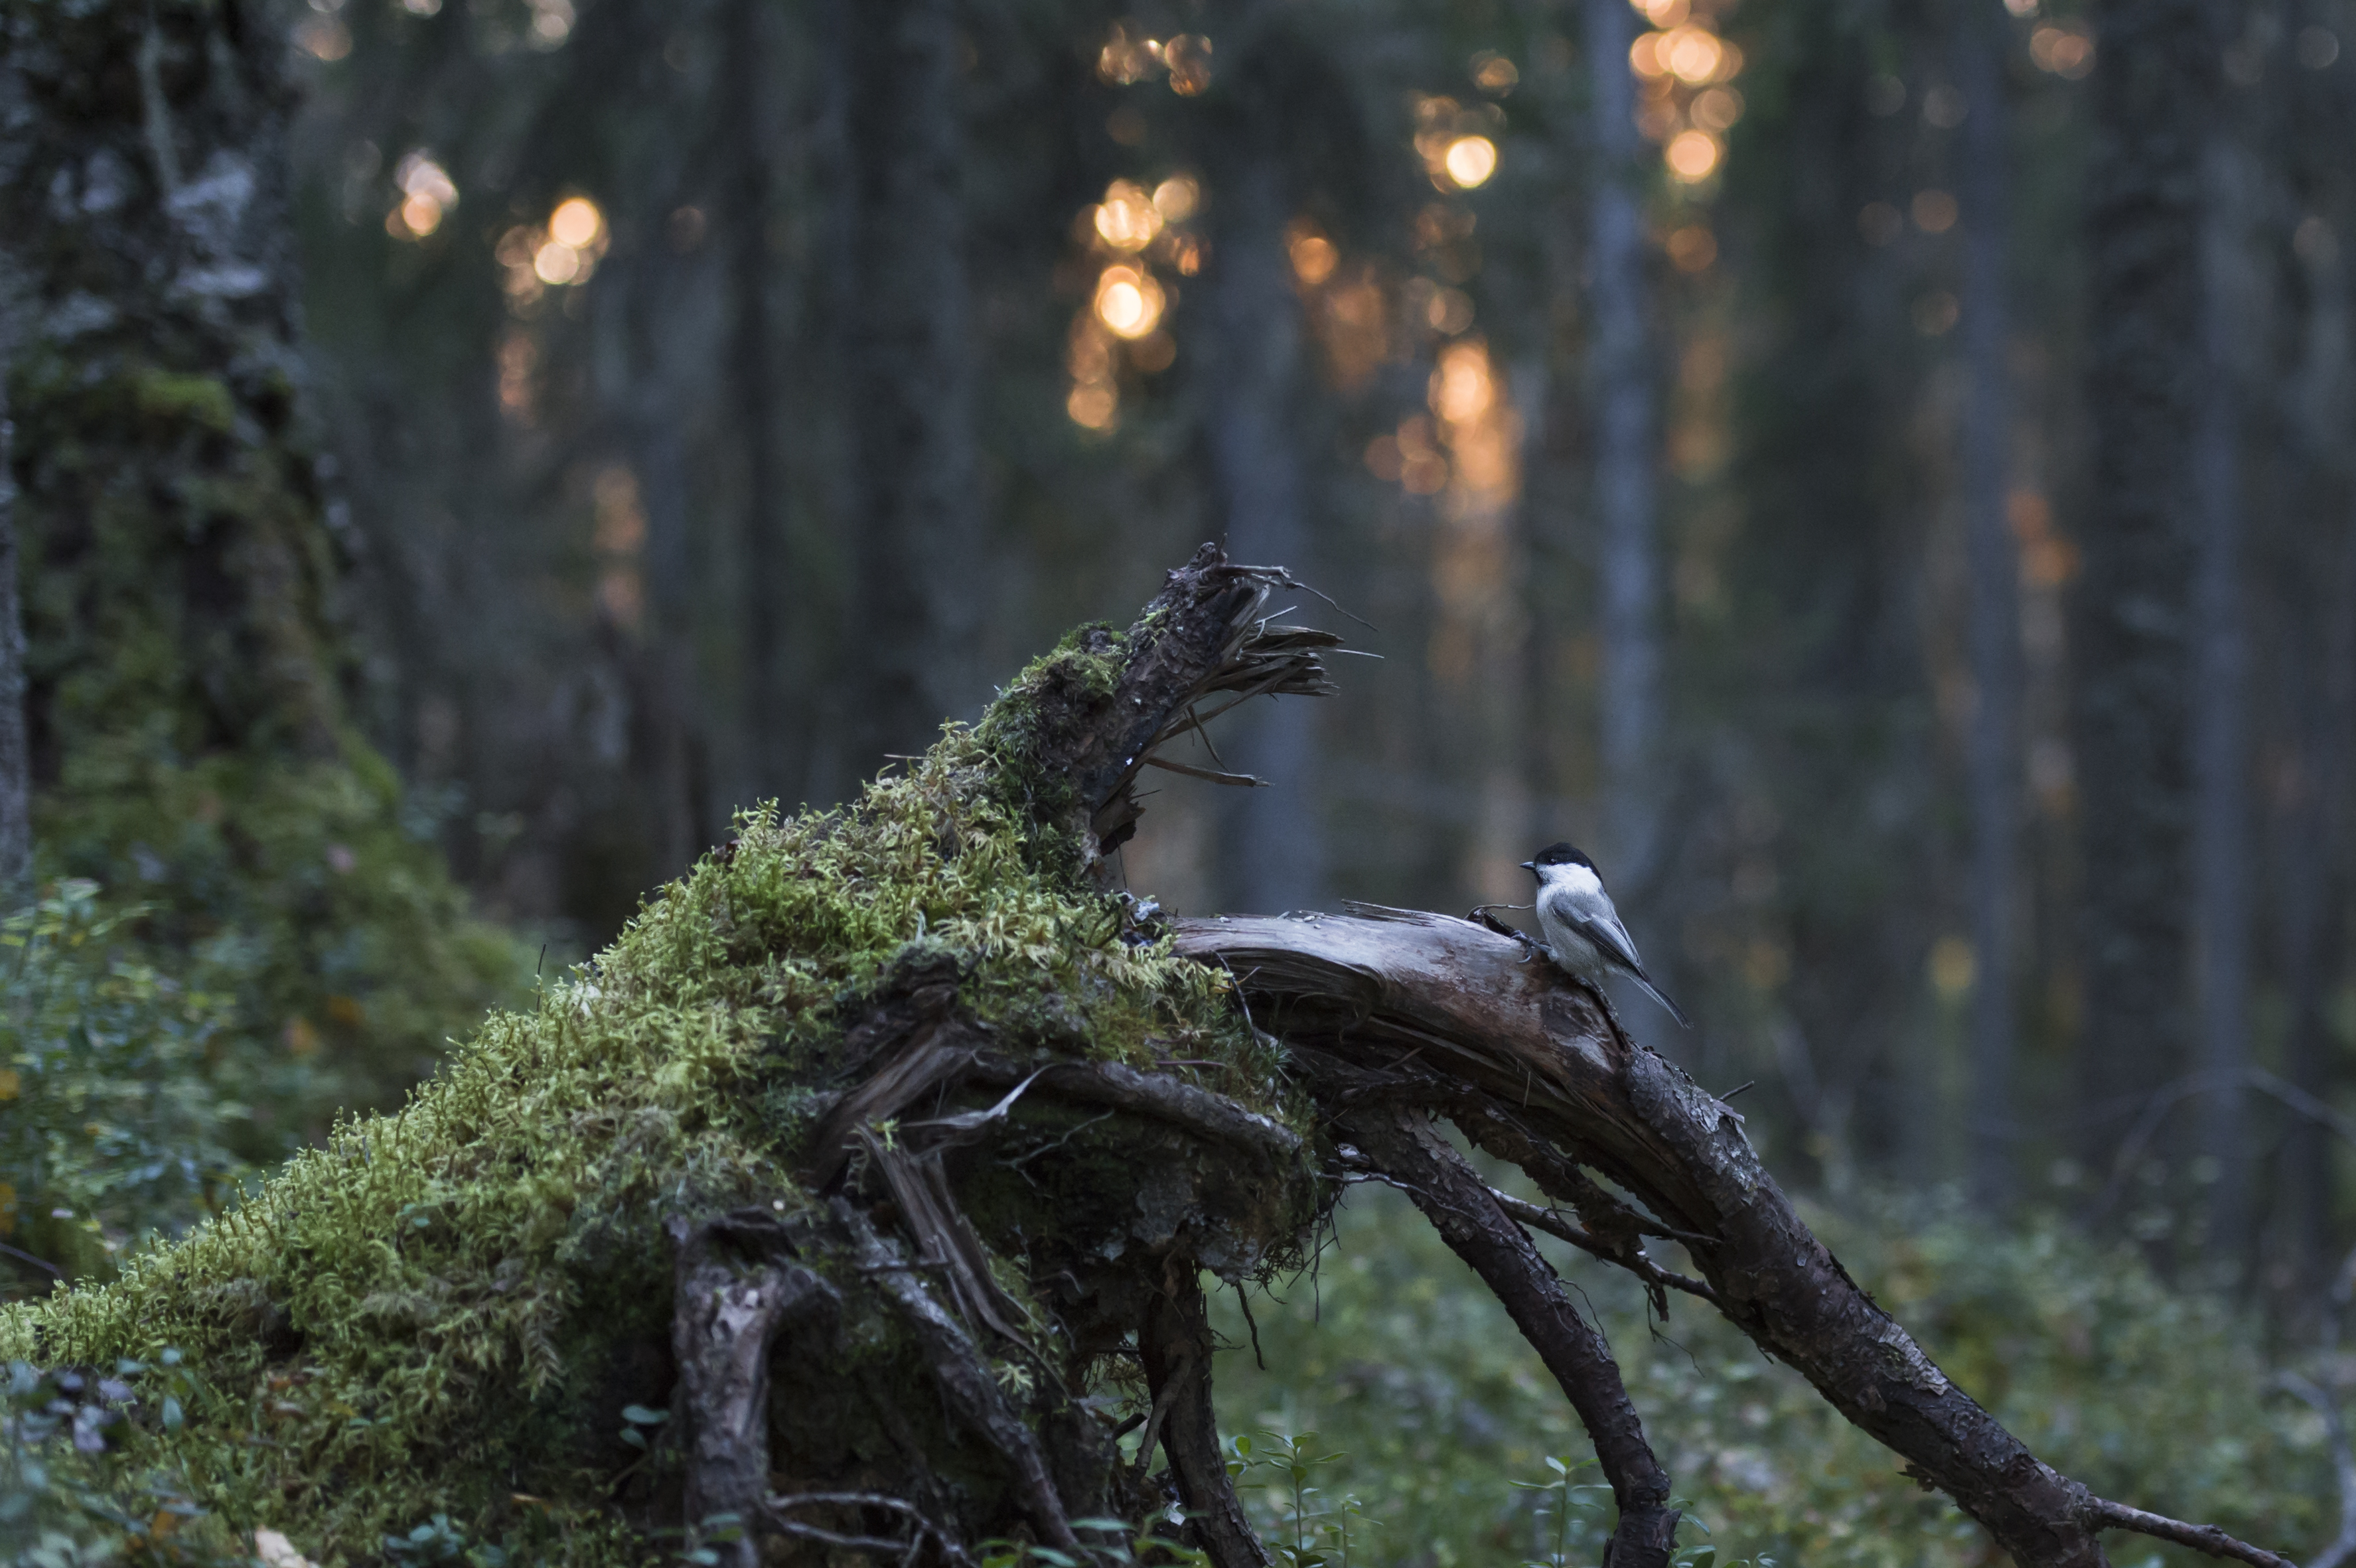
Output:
[1520, 841, 1691, 1028]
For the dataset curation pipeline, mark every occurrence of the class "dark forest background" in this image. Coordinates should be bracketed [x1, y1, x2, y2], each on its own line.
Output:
[7, 0, 2356, 1558]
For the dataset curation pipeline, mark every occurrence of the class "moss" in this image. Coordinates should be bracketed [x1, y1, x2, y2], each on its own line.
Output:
[0, 634, 1313, 1565]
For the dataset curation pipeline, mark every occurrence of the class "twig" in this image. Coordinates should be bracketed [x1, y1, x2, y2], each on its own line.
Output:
[1142, 754, 1266, 788]
[1485, 1186, 1718, 1307]
[2085, 1496, 2298, 1568]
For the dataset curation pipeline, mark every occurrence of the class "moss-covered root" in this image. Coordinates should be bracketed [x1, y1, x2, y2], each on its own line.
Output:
[0, 547, 1341, 1566]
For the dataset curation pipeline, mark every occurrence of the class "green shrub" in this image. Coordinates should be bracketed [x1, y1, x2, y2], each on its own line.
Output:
[0, 883, 252, 1299]
[1213, 1178, 2329, 1568]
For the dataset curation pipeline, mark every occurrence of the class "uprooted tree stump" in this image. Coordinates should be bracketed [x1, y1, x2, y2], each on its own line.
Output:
[0, 547, 2298, 1568]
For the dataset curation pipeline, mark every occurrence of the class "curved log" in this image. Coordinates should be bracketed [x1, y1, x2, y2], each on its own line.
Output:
[1176, 906, 2295, 1568]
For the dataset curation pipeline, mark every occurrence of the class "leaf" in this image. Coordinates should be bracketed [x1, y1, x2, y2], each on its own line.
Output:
[621, 1404, 670, 1425]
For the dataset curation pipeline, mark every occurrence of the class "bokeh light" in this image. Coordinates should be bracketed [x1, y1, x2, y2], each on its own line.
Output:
[1151, 176, 1199, 224]
[1443, 136, 1498, 189]
[1094, 181, 1162, 251]
[1094, 265, 1165, 338]
[550, 198, 603, 249]
[1666, 129, 1722, 181]
[388, 152, 457, 240]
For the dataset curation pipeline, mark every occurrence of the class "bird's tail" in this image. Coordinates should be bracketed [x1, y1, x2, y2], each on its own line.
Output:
[1631, 971, 1692, 1029]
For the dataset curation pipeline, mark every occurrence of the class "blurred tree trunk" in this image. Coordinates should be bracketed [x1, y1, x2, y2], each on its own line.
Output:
[2192, 98, 2256, 1265]
[838, 0, 981, 777]
[1202, 32, 1323, 915]
[729, 0, 793, 799]
[0, 352, 25, 898]
[2276, 167, 2355, 1306]
[1582, 0, 1662, 887]
[2073, 0, 2211, 1172]
[1957, 0, 2021, 1212]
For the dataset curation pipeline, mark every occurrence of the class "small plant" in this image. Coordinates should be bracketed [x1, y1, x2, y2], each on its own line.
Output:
[1510, 1453, 1604, 1568]
[1228, 1429, 1374, 1568]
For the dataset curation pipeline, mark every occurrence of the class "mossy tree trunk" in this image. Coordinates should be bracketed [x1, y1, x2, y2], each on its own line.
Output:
[0, 0, 522, 1142]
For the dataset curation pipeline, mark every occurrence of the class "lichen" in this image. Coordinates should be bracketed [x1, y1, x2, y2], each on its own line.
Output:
[0, 632, 1314, 1565]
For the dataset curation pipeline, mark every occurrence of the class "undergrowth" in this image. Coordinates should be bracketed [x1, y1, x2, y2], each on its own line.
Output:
[1213, 1178, 2328, 1568]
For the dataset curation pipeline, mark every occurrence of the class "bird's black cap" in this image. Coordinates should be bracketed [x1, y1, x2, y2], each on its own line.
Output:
[1520, 841, 1594, 873]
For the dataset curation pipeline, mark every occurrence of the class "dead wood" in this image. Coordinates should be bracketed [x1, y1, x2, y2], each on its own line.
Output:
[1175, 906, 2297, 1568]
[1141, 1269, 1274, 1568]
[1335, 1104, 1680, 1568]
[669, 1211, 841, 1568]
[842, 1201, 1085, 1553]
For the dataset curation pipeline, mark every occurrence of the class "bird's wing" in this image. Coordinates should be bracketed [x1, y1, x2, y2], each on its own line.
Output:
[1556, 893, 1648, 976]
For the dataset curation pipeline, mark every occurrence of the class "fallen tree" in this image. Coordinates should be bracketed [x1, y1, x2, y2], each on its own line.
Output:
[0, 547, 2297, 1568]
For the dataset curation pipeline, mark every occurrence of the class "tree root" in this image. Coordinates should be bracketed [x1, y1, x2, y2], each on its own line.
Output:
[1335, 1105, 1679, 1568]
[1141, 1268, 1273, 1568]
[669, 1211, 841, 1568]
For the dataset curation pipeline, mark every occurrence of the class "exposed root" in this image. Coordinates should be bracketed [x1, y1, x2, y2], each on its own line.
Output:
[842, 1202, 1083, 1553]
[1335, 1106, 1678, 1568]
[670, 1212, 841, 1568]
[1141, 1270, 1272, 1568]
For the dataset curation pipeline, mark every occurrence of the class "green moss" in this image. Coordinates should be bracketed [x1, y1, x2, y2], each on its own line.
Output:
[1, 639, 1305, 1565]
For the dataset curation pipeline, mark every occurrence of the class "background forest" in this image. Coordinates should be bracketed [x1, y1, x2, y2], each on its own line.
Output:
[5, 0, 2356, 1561]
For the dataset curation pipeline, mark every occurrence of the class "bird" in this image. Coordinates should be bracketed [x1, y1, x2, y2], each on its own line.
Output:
[1518, 841, 1691, 1028]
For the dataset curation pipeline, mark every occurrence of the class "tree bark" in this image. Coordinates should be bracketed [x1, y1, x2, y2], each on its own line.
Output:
[839, 0, 981, 776]
[1958, 0, 2022, 1213]
[2074, 0, 2213, 1169]
[0, 307, 27, 898]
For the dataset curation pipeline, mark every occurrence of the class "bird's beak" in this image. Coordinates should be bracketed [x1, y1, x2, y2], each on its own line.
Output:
[1518, 861, 1534, 871]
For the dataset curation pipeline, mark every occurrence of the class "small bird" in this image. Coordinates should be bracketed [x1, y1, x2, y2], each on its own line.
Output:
[1520, 841, 1691, 1028]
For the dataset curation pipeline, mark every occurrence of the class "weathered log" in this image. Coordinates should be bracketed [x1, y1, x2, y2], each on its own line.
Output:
[1175, 905, 2296, 1568]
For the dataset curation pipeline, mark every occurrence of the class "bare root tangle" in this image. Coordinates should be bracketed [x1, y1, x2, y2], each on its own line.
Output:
[1335, 1105, 1679, 1568]
[1175, 906, 2301, 1568]
[841, 1202, 1084, 1553]
[1141, 1269, 1274, 1568]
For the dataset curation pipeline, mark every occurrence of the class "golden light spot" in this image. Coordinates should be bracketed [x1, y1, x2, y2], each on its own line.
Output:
[2003, 0, 2037, 13]
[1094, 180, 1162, 250]
[1163, 33, 1213, 95]
[1430, 340, 1495, 423]
[1097, 21, 1161, 85]
[550, 196, 603, 249]
[593, 466, 646, 555]
[2029, 25, 2094, 77]
[1288, 226, 1339, 286]
[2008, 489, 2053, 539]
[1166, 233, 1205, 275]
[1929, 936, 1976, 1000]
[398, 196, 443, 237]
[534, 241, 581, 285]
[1364, 433, 1404, 482]
[1691, 86, 1744, 132]
[1634, 0, 1689, 27]
[1630, 32, 1668, 77]
[1471, 50, 1519, 95]
[1402, 451, 1449, 494]
[1666, 224, 1717, 273]
[390, 152, 457, 239]
[1094, 265, 1165, 337]
[1662, 27, 1724, 84]
[1911, 188, 1958, 233]
[1443, 135, 1498, 188]
[1067, 382, 1119, 430]
[1665, 129, 1722, 181]
[1424, 286, 1475, 335]
[1152, 175, 1200, 223]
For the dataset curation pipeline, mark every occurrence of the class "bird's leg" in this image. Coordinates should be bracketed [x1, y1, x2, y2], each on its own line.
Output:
[1468, 904, 1550, 964]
